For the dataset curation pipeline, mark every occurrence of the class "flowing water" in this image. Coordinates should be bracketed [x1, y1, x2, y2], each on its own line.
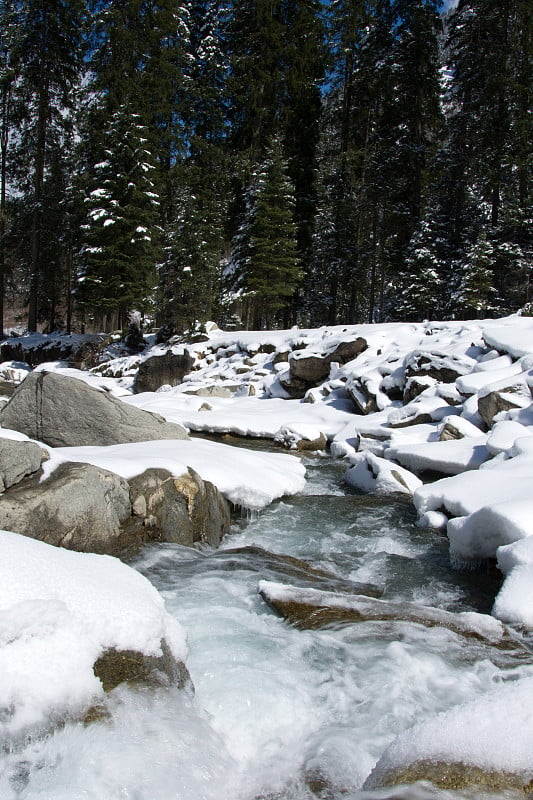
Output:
[3, 454, 532, 800]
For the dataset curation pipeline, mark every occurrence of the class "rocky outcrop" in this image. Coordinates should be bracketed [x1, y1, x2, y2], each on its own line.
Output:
[0, 438, 49, 491]
[0, 462, 132, 552]
[128, 467, 230, 548]
[134, 349, 195, 393]
[0, 371, 188, 447]
[0, 333, 109, 369]
[0, 462, 231, 554]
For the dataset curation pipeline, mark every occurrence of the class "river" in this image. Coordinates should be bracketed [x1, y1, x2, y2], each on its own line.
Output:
[3, 453, 531, 799]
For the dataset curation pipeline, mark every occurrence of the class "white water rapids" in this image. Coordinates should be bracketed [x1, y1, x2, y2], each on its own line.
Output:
[2, 456, 531, 800]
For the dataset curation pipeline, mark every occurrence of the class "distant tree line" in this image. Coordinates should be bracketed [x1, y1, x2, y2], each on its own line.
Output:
[0, 0, 531, 334]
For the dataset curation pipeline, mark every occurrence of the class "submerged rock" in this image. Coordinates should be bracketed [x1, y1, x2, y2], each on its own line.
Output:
[258, 581, 507, 644]
[0, 371, 188, 447]
[364, 759, 533, 796]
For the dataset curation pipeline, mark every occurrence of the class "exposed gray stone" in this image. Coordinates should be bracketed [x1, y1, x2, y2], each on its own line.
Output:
[127, 467, 230, 548]
[0, 371, 188, 447]
[478, 389, 525, 427]
[325, 337, 367, 364]
[0, 438, 49, 492]
[134, 349, 195, 393]
[0, 462, 132, 552]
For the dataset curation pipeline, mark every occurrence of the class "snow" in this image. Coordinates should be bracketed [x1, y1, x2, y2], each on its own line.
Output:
[41, 438, 307, 511]
[371, 676, 533, 779]
[0, 530, 187, 737]
[386, 436, 489, 476]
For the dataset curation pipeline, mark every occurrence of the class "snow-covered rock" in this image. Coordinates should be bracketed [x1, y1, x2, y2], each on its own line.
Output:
[0, 530, 188, 739]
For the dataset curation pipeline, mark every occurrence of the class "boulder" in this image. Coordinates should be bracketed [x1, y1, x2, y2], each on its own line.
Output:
[346, 378, 378, 415]
[0, 438, 49, 491]
[325, 337, 367, 364]
[0, 462, 132, 552]
[283, 338, 368, 398]
[478, 388, 525, 427]
[134, 349, 195, 393]
[128, 467, 231, 548]
[0, 371, 188, 447]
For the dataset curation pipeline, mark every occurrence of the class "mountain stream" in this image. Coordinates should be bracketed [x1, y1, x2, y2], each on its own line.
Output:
[3, 450, 532, 800]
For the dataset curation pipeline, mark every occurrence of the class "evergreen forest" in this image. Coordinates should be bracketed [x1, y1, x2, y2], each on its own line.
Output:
[0, 0, 531, 335]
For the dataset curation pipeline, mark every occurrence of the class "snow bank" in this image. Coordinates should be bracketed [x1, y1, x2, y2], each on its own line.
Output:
[0, 530, 186, 737]
[43, 438, 306, 511]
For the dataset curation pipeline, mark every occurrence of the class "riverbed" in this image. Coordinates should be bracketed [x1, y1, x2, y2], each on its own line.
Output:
[2, 454, 531, 800]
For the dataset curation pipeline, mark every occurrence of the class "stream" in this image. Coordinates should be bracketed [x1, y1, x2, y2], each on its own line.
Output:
[4, 453, 532, 800]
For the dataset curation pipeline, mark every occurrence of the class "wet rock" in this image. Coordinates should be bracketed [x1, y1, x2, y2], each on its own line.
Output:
[128, 467, 230, 548]
[93, 639, 191, 692]
[0, 462, 132, 552]
[258, 581, 507, 644]
[134, 349, 195, 393]
[478, 388, 525, 427]
[204, 546, 382, 597]
[0, 438, 49, 492]
[363, 759, 533, 796]
[0, 371, 188, 447]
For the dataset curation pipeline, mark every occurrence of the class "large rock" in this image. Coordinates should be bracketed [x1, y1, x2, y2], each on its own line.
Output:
[0, 438, 49, 491]
[0, 462, 132, 552]
[0, 371, 188, 446]
[128, 467, 231, 548]
[134, 349, 195, 393]
[0, 462, 231, 554]
[478, 388, 525, 427]
[282, 337, 368, 398]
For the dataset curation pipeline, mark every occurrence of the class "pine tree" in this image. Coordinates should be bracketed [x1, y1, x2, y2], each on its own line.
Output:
[77, 109, 161, 331]
[8, 0, 85, 331]
[227, 140, 301, 329]
[454, 229, 496, 318]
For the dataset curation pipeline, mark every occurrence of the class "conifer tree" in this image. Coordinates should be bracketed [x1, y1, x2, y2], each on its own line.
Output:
[77, 109, 160, 330]
[8, 0, 85, 331]
[227, 140, 301, 328]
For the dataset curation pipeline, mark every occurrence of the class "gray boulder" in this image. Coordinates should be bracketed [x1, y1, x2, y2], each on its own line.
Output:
[0, 462, 132, 552]
[0, 371, 188, 447]
[128, 467, 231, 548]
[283, 338, 368, 398]
[134, 349, 195, 393]
[478, 388, 525, 427]
[0, 438, 49, 492]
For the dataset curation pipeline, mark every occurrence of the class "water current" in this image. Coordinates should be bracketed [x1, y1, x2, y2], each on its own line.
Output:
[3, 450, 532, 800]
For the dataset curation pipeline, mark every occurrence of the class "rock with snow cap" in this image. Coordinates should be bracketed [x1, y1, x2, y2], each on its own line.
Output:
[134, 349, 195, 393]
